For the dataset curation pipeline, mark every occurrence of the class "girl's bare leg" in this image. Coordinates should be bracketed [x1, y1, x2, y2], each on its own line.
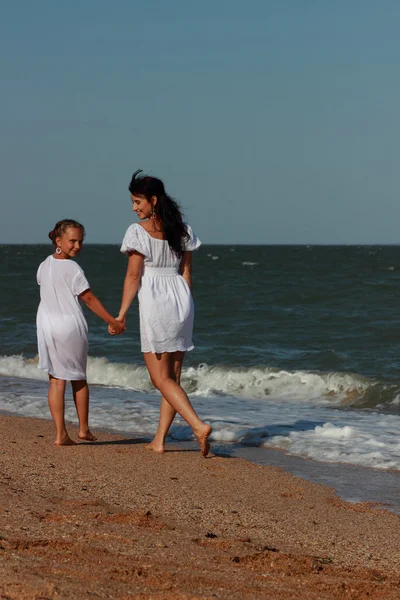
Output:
[144, 352, 212, 457]
[71, 380, 97, 441]
[48, 375, 76, 445]
[146, 352, 182, 453]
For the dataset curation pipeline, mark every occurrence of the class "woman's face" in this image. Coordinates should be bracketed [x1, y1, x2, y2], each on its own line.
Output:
[131, 194, 154, 220]
[55, 227, 84, 258]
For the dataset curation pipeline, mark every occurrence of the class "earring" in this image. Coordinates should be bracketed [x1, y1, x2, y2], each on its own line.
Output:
[56, 247, 62, 255]
[151, 208, 156, 219]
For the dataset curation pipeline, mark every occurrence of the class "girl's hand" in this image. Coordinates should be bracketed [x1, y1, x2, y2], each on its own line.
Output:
[108, 316, 126, 336]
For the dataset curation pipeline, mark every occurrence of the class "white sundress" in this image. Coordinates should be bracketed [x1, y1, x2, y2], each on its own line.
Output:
[36, 255, 90, 380]
[120, 223, 201, 354]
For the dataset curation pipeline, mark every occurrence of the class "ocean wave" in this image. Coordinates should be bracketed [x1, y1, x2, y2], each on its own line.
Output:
[0, 355, 153, 392]
[1, 354, 399, 409]
[263, 421, 400, 470]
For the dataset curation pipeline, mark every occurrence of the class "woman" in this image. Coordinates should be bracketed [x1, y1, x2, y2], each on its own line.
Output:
[112, 170, 212, 456]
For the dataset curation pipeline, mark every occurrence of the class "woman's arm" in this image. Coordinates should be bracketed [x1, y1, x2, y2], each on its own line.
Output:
[179, 251, 193, 292]
[118, 250, 144, 320]
[80, 290, 125, 334]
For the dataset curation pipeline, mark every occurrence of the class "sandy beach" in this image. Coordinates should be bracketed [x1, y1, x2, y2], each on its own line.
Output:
[1, 413, 400, 599]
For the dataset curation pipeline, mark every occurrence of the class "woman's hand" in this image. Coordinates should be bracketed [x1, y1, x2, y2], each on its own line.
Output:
[108, 316, 126, 336]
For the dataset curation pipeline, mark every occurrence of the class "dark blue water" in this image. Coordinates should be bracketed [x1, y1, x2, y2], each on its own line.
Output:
[3, 243, 400, 378]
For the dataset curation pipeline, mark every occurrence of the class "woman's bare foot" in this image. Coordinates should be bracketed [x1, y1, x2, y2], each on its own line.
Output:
[145, 441, 165, 454]
[78, 430, 97, 442]
[194, 424, 212, 457]
[55, 436, 76, 446]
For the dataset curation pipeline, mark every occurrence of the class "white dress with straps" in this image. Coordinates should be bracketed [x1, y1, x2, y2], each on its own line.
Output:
[120, 223, 201, 354]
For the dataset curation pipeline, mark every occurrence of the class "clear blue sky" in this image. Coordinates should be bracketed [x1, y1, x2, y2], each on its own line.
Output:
[1, 1, 399, 244]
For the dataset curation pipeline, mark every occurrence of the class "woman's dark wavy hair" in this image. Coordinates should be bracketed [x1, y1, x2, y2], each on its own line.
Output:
[48, 219, 85, 245]
[129, 170, 189, 257]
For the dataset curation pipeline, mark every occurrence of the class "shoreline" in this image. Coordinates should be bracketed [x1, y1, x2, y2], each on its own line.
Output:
[1, 413, 400, 599]
[220, 444, 400, 516]
[158, 439, 400, 516]
[3, 407, 400, 516]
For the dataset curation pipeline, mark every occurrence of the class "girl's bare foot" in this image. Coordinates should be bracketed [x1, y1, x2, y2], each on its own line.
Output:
[145, 441, 165, 454]
[78, 430, 97, 441]
[55, 436, 76, 446]
[194, 424, 212, 457]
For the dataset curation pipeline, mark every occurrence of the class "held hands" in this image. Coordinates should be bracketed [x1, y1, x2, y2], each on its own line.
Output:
[108, 316, 126, 336]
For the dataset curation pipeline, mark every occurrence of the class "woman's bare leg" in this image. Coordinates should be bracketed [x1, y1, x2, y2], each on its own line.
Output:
[71, 380, 97, 441]
[144, 352, 211, 456]
[48, 375, 76, 445]
[146, 352, 182, 453]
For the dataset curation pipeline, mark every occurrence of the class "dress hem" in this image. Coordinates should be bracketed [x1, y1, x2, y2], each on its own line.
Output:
[38, 364, 87, 381]
[141, 345, 194, 355]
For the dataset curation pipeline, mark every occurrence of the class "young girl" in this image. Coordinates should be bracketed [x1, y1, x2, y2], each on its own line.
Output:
[111, 171, 212, 456]
[36, 219, 124, 445]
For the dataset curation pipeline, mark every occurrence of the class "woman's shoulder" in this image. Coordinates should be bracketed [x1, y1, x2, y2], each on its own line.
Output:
[184, 223, 199, 237]
[128, 221, 141, 230]
[121, 222, 151, 256]
[124, 222, 148, 237]
[123, 222, 150, 239]
[183, 223, 201, 251]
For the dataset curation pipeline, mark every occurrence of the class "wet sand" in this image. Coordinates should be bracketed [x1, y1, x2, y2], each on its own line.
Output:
[223, 444, 400, 515]
[1, 413, 400, 599]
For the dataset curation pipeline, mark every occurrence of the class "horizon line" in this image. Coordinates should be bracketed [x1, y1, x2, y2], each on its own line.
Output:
[1, 242, 400, 247]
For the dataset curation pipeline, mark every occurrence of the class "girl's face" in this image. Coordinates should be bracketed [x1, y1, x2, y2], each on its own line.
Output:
[55, 227, 84, 259]
[131, 194, 155, 220]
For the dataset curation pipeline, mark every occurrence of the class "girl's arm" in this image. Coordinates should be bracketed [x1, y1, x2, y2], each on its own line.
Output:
[117, 250, 144, 321]
[80, 290, 125, 334]
[179, 251, 193, 292]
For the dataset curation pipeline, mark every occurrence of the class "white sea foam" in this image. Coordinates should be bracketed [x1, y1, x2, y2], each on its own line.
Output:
[390, 395, 400, 406]
[184, 363, 372, 403]
[0, 355, 373, 403]
[0, 355, 47, 381]
[242, 261, 258, 266]
[263, 420, 400, 470]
